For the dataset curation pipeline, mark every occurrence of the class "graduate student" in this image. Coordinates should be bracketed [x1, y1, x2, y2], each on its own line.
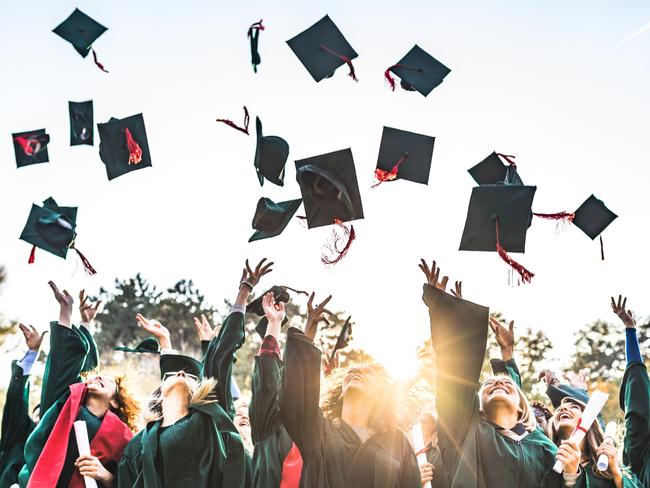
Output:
[19, 283, 139, 487]
[0, 324, 45, 486]
[419, 259, 585, 488]
[280, 293, 421, 487]
[611, 295, 650, 486]
[118, 258, 272, 487]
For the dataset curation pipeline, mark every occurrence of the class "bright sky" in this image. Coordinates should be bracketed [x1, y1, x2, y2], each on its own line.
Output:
[1, 0, 649, 382]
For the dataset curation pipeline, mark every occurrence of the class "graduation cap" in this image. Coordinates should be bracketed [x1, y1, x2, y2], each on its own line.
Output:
[52, 8, 109, 72]
[247, 19, 265, 72]
[159, 354, 202, 380]
[384, 45, 450, 97]
[247, 285, 308, 337]
[19, 197, 97, 274]
[114, 337, 160, 354]
[254, 117, 289, 186]
[468, 152, 523, 186]
[373, 126, 435, 187]
[12, 129, 50, 167]
[249, 197, 302, 242]
[69, 101, 94, 146]
[460, 185, 537, 283]
[329, 316, 352, 361]
[98, 113, 152, 181]
[287, 15, 358, 82]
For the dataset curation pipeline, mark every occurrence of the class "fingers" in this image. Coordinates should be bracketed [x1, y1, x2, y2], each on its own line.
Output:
[419, 259, 431, 278]
[193, 317, 201, 330]
[245, 259, 253, 277]
[93, 300, 102, 311]
[307, 292, 314, 311]
[508, 321, 515, 334]
[79, 289, 88, 308]
[48, 280, 59, 296]
[259, 260, 274, 276]
[18, 323, 30, 338]
[254, 257, 267, 274]
[610, 296, 616, 312]
[201, 314, 210, 328]
[317, 295, 333, 312]
[440, 275, 449, 290]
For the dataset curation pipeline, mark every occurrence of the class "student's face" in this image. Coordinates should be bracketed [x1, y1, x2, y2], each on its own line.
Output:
[551, 401, 583, 439]
[341, 366, 378, 397]
[85, 375, 118, 403]
[480, 376, 520, 410]
[234, 403, 251, 438]
[161, 371, 198, 398]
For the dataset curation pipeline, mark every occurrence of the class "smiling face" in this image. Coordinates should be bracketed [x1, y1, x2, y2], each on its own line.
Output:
[550, 399, 583, 440]
[234, 402, 250, 435]
[479, 376, 520, 412]
[85, 374, 118, 406]
[341, 366, 378, 398]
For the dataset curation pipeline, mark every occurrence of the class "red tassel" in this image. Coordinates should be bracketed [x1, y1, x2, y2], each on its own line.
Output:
[496, 153, 517, 166]
[319, 44, 358, 81]
[533, 212, 575, 222]
[321, 220, 356, 265]
[372, 153, 409, 188]
[384, 64, 423, 91]
[495, 220, 534, 284]
[123, 128, 143, 165]
[247, 19, 265, 37]
[72, 246, 97, 275]
[216, 106, 251, 135]
[28, 245, 36, 264]
[13, 136, 46, 156]
[91, 49, 109, 73]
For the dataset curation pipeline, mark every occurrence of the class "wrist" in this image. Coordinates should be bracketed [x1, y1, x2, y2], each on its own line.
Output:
[59, 313, 72, 327]
[239, 280, 254, 292]
[158, 336, 172, 350]
[500, 346, 514, 361]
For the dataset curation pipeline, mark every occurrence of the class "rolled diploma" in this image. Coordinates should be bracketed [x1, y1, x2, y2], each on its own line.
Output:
[73, 420, 99, 488]
[412, 422, 432, 488]
[596, 422, 618, 471]
[552, 390, 609, 473]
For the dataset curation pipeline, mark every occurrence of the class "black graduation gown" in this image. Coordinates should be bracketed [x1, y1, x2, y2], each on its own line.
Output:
[620, 361, 650, 487]
[280, 327, 421, 488]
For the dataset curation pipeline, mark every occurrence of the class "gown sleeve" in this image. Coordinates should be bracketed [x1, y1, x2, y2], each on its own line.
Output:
[0, 361, 35, 454]
[620, 361, 650, 477]
[249, 335, 283, 444]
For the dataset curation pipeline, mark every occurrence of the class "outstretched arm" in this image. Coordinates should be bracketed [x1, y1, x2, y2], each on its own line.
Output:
[488, 317, 522, 389]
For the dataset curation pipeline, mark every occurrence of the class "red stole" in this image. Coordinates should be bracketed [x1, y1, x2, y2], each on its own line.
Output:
[28, 383, 133, 488]
[280, 442, 303, 488]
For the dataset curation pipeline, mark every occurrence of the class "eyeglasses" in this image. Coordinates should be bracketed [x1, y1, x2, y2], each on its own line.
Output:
[163, 371, 199, 382]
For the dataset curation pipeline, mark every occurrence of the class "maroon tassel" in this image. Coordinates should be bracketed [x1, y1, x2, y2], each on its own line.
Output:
[599, 235, 605, 261]
[216, 106, 250, 135]
[322, 219, 356, 265]
[123, 128, 143, 164]
[72, 246, 97, 275]
[91, 49, 109, 73]
[28, 245, 36, 264]
[384, 64, 423, 91]
[495, 220, 534, 284]
[372, 153, 409, 188]
[319, 44, 358, 81]
[496, 153, 517, 166]
[533, 212, 575, 222]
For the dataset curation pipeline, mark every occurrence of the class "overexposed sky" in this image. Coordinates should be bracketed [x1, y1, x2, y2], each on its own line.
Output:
[1, 0, 649, 381]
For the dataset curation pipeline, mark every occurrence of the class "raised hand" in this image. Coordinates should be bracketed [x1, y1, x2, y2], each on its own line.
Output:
[136, 313, 171, 350]
[565, 369, 589, 390]
[18, 323, 47, 352]
[305, 292, 332, 341]
[488, 317, 515, 360]
[538, 369, 560, 387]
[48, 281, 74, 327]
[79, 289, 102, 325]
[418, 259, 449, 293]
[240, 258, 274, 291]
[193, 314, 217, 342]
[450, 281, 463, 299]
[262, 292, 286, 325]
[611, 295, 636, 328]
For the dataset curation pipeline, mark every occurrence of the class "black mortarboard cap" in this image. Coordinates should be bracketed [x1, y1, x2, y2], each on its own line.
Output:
[386, 45, 450, 97]
[287, 15, 358, 82]
[114, 337, 160, 354]
[53, 8, 107, 58]
[254, 117, 289, 186]
[159, 354, 202, 380]
[468, 152, 523, 186]
[572, 195, 617, 240]
[375, 126, 435, 185]
[249, 197, 302, 242]
[69, 101, 94, 146]
[295, 148, 364, 228]
[98, 114, 152, 181]
[330, 316, 352, 360]
[19, 197, 77, 259]
[460, 185, 537, 252]
[12, 129, 50, 167]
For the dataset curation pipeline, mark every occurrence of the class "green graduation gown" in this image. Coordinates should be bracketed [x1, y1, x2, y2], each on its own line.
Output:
[280, 327, 421, 488]
[0, 361, 35, 487]
[620, 361, 650, 487]
[422, 284, 584, 488]
[118, 311, 250, 488]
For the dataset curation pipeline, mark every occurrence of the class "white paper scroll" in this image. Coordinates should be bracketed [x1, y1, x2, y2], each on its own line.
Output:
[596, 421, 618, 471]
[552, 390, 609, 473]
[73, 420, 99, 488]
[411, 422, 432, 488]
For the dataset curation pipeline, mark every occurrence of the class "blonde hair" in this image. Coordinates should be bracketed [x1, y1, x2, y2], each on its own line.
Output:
[479, 374, 538, 433]
[547, 397, 612, 480]
[145, 378, 217, 422]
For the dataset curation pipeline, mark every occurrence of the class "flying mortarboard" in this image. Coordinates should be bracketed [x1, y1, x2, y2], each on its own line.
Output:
[159, 354, 202, 380]
[384, 45, 450, 97]
[287, 15, 359, 82]
[254, 117, 289, 186]
[330, 316, 352, 361]
[468, 152, 523, 186]
[12, 129, 50, 167]
[97, 113, 152, 181]
[247, 285, 309, 337]
[19, 197, 97, 274]
[69, 101, 94, 146]
[460, 185, 537, 283]
[249, 197, 302, 242]
[247, 19, 265, 72]
[373, 126, 435, 187]
[114, 337, 160, 354]
[52, 8, 109, 72]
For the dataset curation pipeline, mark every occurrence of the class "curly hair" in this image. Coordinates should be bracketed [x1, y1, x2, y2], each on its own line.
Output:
[320, 363, 398, 432]
[112, 375, 141, 432]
